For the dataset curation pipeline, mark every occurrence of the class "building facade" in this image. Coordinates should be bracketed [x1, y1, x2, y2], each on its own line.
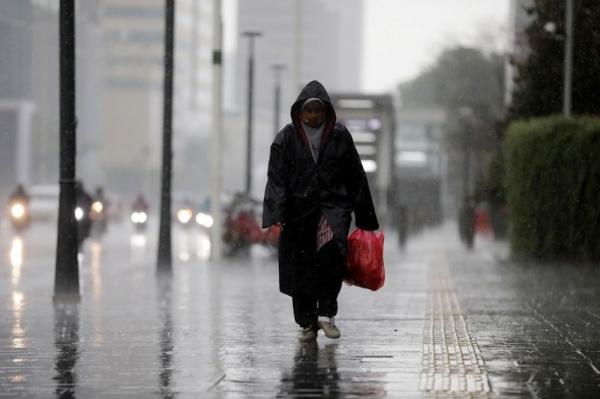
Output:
[225, 0, 365, 198]
[100, 0, 215, 198]
[0, 0, 104, 198]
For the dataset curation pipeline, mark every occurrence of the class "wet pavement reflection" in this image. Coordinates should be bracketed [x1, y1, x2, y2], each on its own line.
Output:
[53, 303, 80, 399]
[10, 236, 24, 285]
[2, 222, 600, 397]
[156, 273, 174, 398]
[279, 341, 340, 397]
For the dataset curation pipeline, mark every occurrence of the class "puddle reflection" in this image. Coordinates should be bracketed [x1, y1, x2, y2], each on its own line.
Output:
[90, 241, 102, 302]
[156, 274, 174, 398]
[279, 342, 340, 397]
[12, 291, 25, 350]
[176, 229, 191, 262]
[130, 234, 147, 265]
[195, 232, 211, 260]
[53, 303, 80, 398]
[175, 229, 212, 262]
[10, 236, 24, 286]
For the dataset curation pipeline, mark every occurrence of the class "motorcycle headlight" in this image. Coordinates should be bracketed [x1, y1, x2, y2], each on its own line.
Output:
[74, 207, 84, 221]
[177, 208, 193, 224]
[91, 201, 104, 213]
[131, 211, 148, 224]
[195, 212, 214, 228]
[10, 203, 25, 219]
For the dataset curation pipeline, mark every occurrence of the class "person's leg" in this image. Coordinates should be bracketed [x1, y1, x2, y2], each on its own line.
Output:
[316, 241, 345, 318]
[291, 212, 322, 341]
[293, 294, 318, 342]
[292, 294, 317, 328]
[314, 241, 344, 338]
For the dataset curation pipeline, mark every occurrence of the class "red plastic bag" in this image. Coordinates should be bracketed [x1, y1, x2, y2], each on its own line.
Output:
[345, 229, 385, 291]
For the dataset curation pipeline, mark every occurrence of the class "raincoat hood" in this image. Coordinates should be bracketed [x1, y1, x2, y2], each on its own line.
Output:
[290, 80, 337, 144]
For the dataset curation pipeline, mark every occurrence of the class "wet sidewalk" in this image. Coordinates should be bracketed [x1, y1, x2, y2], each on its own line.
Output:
[1, 222, 600, 397]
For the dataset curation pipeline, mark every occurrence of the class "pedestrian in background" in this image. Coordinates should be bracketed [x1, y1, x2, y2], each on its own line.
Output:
[262, 80, 379, 342]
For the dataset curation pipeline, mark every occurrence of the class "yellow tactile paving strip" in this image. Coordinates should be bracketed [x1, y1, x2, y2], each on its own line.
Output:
[420, 254, 494, 398]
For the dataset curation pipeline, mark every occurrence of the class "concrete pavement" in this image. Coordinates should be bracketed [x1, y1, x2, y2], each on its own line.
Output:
[1, 221, 599, 397]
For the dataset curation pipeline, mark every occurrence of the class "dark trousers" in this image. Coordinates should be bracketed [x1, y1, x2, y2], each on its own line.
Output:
[292, 241, 345, 328]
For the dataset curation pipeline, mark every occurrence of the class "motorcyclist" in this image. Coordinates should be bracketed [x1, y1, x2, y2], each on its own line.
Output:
[131, 193, 149, 231]
[223, 192, 261, 256]
[132, 193, 149, 213]
[90, 186, 108, 237]
[9, 184, 29, 203]
[7, 184, 31, 231]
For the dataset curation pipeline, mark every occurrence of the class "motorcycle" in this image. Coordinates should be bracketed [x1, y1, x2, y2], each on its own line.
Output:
[89, 199, 108, 238]
[175, 204, 195, 228]
[74, 203, 91, 250]
[8, 198, 30, 232]
[222, 194, 270, 257]
[131, 209, 148, 232]
[131, 194, 150, 233]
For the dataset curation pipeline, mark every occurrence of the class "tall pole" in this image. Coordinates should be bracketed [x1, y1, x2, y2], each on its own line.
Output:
[272, 64, 285, 137]
[242, 31, 261, 197]
[293, 0, 302, 92]
[54, 0, 80, 301]
[563, 0, 573, 117]
[190, 0, 198, 110]
[157, 0, 175, 271]
[210, 0, 224, 260]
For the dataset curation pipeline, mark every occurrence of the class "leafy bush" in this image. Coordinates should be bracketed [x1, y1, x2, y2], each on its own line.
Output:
[505, 116, 600, 261]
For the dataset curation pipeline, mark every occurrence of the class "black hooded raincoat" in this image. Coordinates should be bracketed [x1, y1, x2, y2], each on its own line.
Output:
[262, 80, 379, 297]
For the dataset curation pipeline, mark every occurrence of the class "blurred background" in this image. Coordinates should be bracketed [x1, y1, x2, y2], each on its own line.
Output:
[1, 0, 596, 254]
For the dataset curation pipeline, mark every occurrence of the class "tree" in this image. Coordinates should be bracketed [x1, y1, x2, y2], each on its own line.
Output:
[510, 0, 600, 119]
[400, 46, 505, 153]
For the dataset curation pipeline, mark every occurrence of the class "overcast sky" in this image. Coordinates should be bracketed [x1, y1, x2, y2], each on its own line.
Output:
[362, 0, 511, 93]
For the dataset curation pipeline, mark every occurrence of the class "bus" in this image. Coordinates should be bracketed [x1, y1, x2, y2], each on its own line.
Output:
[329, 93, 395, 222]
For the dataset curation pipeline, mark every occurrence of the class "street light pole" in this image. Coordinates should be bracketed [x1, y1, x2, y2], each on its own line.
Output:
[210, 0, 224, 260]
[54, 0, 80, 301]
[563, 0, 573, 117]
[241, 31, 262, 197]
[271, 64, 285, 137]
[157, 0, 175, 271]
[293, 0, 302, 92]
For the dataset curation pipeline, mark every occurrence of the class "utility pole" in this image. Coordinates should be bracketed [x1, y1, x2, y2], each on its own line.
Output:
[210, 0, 224, 261]
[563, 0, 573, 117]
[271, 64, 285, 137]
[54, 0, 80, 302]
[157, 0, 175, 271]
[293, 0, 302, 92]
[241, 31, 262, 197]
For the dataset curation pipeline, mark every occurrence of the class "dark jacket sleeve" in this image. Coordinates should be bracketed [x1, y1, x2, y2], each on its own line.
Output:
[346, 129, 379, 231]
[262, 132, 289, 228]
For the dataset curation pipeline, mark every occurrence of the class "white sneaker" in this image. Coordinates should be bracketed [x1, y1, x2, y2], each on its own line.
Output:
[298, 326, 317, 342]
[317, 317, 340, 339]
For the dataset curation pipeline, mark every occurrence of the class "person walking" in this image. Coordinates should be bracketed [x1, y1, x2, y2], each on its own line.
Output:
[262, 80, 379, 342]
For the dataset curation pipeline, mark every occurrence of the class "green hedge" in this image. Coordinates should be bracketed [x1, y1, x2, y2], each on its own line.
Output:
[505, 116, 600, 261]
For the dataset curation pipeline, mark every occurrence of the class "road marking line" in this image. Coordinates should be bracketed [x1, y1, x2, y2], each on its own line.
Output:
[419, 254, 493, 396]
